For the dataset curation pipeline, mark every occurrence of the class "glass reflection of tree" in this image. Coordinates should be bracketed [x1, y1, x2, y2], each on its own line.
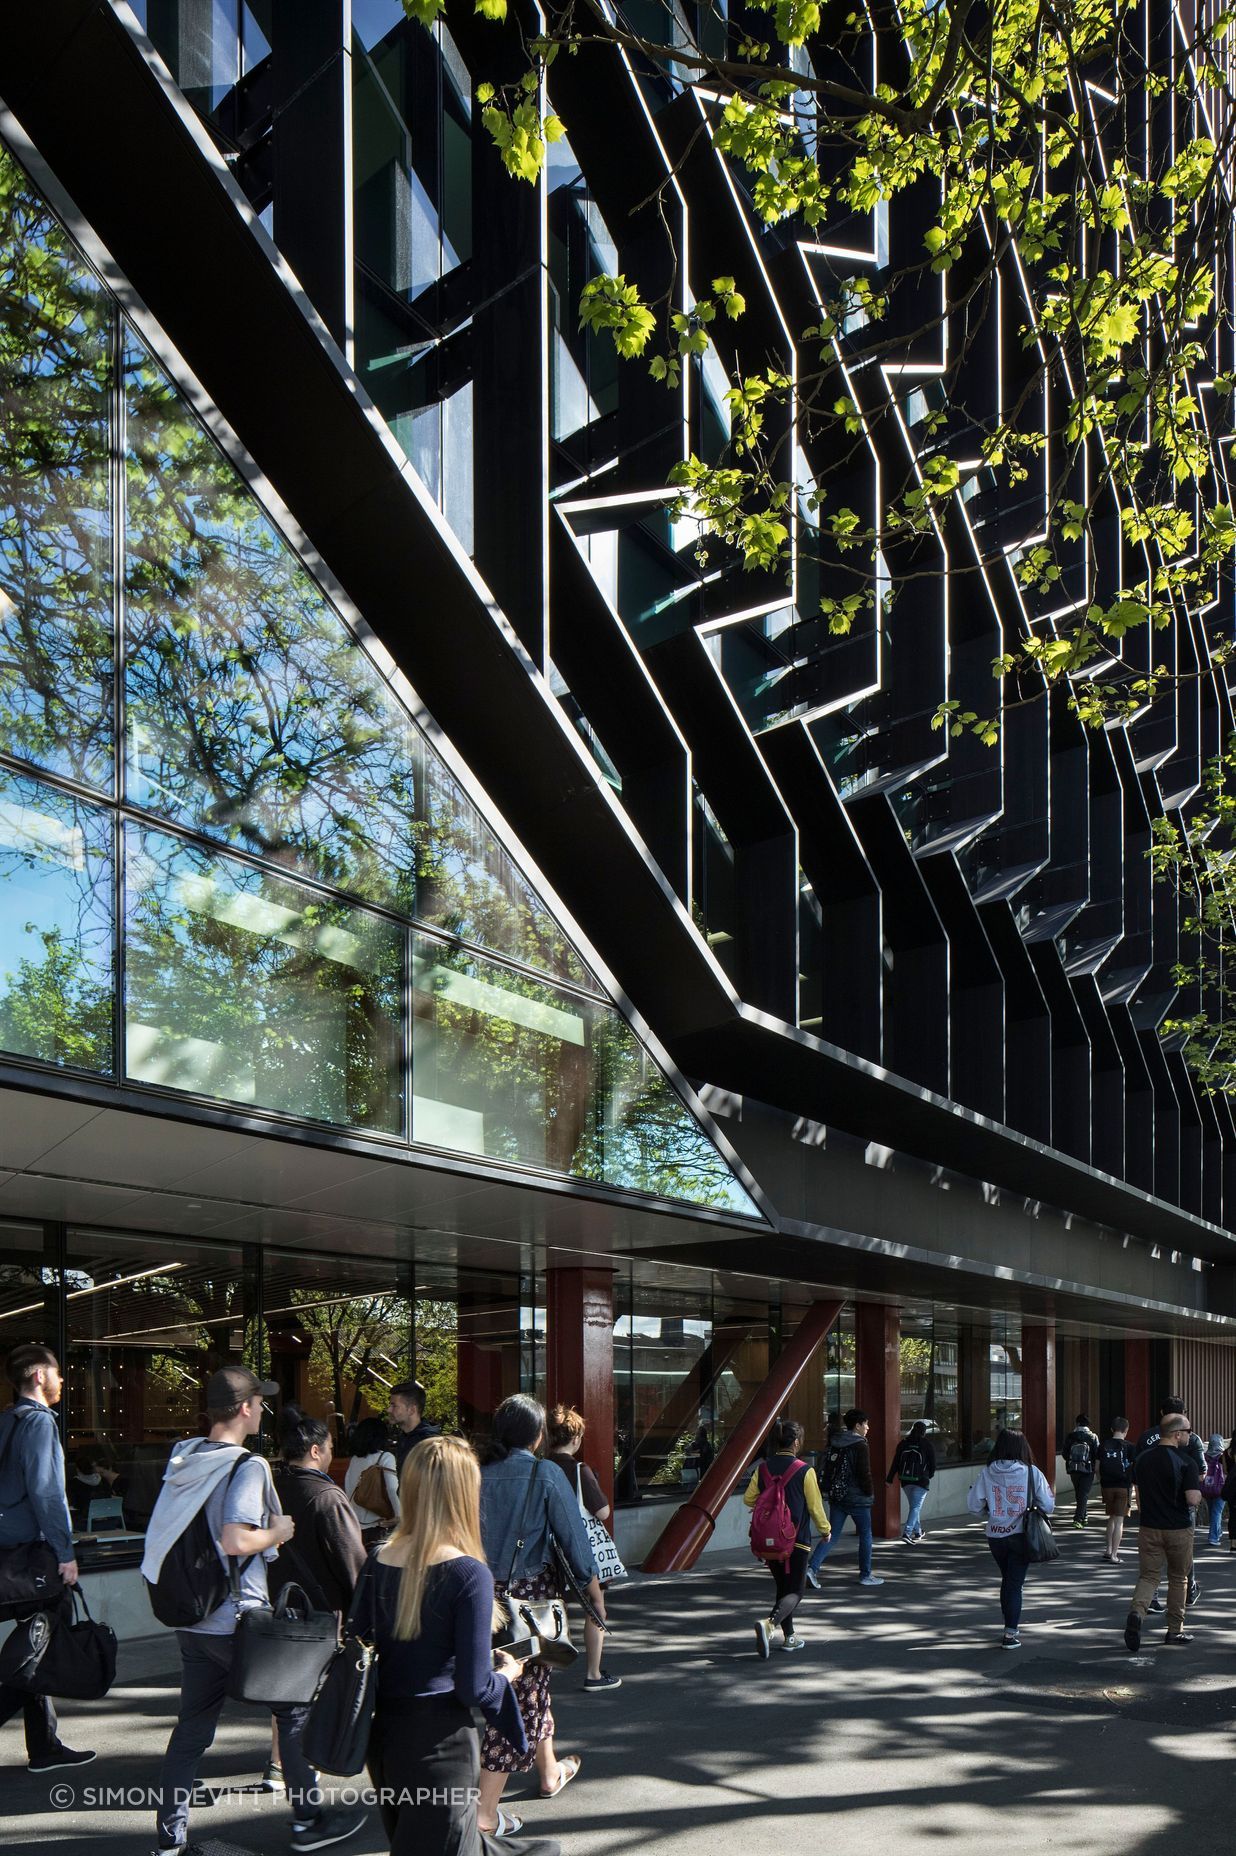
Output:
[414, 746, 593, 989]
[125, 829, 403, 1132]
[291, 1288, 410, 1444]
[0, 771, 113, 1073]
[125, 337, 423, 915]
[416, 942, 753, 1209]
[0, 151, 113, 791]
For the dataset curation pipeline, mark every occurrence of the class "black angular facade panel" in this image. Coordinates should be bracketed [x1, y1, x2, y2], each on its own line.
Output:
[3, 0, 1236, 1343]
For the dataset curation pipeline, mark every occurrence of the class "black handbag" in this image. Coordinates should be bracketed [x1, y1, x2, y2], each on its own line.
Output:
[0, 1538, 64, 1622]
[302, 1631, 379, 1774]
[493, 1462, 580, 1669]
[227, 1579, 340, 1707]
[1018, 1465, 1060, 1564]
[0, 1585, 116, 1699]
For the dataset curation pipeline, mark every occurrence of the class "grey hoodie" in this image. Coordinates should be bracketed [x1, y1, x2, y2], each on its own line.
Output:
[140, 1437, 279, 1585]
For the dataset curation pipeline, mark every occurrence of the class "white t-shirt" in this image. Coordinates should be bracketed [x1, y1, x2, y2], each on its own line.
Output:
[344, 1450, 398, 1526]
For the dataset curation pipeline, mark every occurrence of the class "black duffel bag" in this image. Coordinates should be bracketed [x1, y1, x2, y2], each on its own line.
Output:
[228, 1579, 339, 1707]
[0, 1584, 116, 1699]
[302, 1630, 378, 1775]
[0, 1539, 64, 1622]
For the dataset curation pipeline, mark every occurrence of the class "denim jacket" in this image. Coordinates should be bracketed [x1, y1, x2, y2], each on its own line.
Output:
[480, 1450, 596, 1587]
[0, 1398, 74, 1563]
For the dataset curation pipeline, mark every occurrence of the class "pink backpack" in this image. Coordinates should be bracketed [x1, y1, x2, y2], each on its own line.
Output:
[749, 1459, 804, 1563]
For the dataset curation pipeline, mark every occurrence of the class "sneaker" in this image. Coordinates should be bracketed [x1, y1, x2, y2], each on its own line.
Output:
[779, 1634, 807, 1652]
[901, 1534, 914, 1545]
[28, 1745, 96, 1773]
[148, 1845, 207, 1855]
[1124, 1612, 1142, 1653]
[258, 1760, 284, 1792]
[805, 1565, 821, 1589]
[1188, 1578, 1201, 1607]
[1148, 1597, 1166, 1613]
[1001, 1630, 1021, 1649]
[1164, 1631, 1194, 1645]
[754, 1617, 772, 1659]
[858, 1574, 884, 1587]
[583, 1669, 623, 1691]
[290, 1809, 367, 1853]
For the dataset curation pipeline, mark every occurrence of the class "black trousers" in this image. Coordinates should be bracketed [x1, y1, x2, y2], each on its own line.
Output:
[1070, 1474, 1094, 1523]
[368, 1695, 560, 1856]
[767, 1551, 809, 1636]
[0, 1685, 57, 1760]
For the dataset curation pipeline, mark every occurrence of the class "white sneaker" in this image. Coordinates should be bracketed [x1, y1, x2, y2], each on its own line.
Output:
[805, 1565, 821, 1589]
[779, 1634, 807, 1651]
[858, 1574, 885, 1587]
[754, 1617, 772, 1659]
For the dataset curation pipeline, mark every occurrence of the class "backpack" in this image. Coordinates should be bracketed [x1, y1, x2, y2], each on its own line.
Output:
[820, 1442, 854, 1504]
[1098, 1439, 1131, 1484]
[1067, 1437, 1093, 1475]
[144, 1455, 249, 1629]
[898, 1444, 927, 1484]
[1202, 1456, 1225, 1499]
[749, 1459, 804, 1564]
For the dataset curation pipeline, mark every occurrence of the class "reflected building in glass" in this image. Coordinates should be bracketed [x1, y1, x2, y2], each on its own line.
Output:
[0, 0, 1233, 1598]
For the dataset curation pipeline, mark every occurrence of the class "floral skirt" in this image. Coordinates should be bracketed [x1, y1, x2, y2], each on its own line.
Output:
[480, 1568, 557, 1775]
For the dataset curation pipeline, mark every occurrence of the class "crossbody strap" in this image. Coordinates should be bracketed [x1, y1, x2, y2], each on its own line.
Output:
[505, 1458, 543, 1588]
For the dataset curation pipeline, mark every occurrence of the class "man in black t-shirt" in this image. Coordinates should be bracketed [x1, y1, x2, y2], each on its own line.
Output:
[1124, 1415, 1201, 1652]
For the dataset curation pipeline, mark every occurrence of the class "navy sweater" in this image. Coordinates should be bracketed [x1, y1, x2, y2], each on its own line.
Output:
[348, 1550, 525, 1750]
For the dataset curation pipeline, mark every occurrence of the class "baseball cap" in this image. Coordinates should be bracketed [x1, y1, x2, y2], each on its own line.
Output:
[206, 1365, 279, 1408]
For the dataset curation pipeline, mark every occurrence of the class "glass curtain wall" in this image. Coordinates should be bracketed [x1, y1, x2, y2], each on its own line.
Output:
[0, 1214, 547, 1565]
[0, 136, 756, 1220]
[898, 1304, 1023, 1461]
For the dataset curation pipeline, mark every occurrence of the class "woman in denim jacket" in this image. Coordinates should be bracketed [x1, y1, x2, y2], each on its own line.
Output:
[477, 1395, 599, 1838]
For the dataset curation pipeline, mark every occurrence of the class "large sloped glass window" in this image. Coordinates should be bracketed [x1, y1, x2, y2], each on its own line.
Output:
[124, 332, 422, 916]
[412, 737, 595, 990]
[124, 823, 404, 1133]
[412, 936, 757, 1212]
[0, 763, 114, 1073]
[0, 151, 114, 792]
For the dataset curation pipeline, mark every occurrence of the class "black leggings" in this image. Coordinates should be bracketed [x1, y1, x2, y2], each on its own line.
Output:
[767, 1551, 809, 1637]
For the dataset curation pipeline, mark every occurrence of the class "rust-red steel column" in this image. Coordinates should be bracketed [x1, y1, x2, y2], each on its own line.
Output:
[1124, 1337, 1150, 1438]
[1022, 1320, 1057, 1476]
[546, 1266, 615, 1511]
[642, 1298, 844, 1573]
[856, 1302, 901, 1538]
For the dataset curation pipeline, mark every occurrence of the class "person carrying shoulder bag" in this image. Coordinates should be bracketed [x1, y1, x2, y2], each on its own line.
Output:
[142, 1367, 365, 1856]
[476, 1395, 599, 1839]
[0, 1344, 92, 1775]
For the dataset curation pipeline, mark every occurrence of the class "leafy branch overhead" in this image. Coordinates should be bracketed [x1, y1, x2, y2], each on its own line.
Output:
[397, 0, 1236, 1090]
[399, 0, 1236, 719]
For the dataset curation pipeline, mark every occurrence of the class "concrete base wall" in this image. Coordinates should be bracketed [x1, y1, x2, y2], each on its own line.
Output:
[615, 1459, 1075, 1568]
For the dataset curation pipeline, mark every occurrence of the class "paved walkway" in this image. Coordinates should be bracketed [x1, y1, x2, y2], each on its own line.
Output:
[2, 1520, 1231, 1855]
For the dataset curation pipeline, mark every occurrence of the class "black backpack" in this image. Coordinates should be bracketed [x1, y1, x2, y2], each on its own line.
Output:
[898, 1443, 927, 1484]
[144, 1455, 249, 1629]
[1098, 1439, 1131, 1483]
[821, 1442, 854, 1503]
[1067, 1436, 1093, 1475]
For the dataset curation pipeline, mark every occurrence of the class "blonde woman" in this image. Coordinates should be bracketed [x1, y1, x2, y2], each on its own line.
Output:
[347, 1434, 559, 1856]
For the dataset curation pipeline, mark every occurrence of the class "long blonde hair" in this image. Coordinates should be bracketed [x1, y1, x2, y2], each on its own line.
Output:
[388, 1434, 486, 1640]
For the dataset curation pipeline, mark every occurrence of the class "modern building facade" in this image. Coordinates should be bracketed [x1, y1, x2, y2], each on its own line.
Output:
[0, 1, 1233, 1598]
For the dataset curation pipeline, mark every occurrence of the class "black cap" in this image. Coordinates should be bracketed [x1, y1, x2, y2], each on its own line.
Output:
[206, 1366, 279, 1408]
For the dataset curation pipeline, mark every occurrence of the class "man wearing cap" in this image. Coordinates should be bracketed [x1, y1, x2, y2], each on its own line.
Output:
[144, 1367, 364, 1856]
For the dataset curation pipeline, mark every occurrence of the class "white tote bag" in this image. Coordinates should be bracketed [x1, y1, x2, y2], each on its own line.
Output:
[577, 1464, 628, 1585]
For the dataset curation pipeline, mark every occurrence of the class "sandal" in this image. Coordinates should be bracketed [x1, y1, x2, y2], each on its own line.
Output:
[480, 1808, 524, 1836]
[540, 1753, 582, 1799]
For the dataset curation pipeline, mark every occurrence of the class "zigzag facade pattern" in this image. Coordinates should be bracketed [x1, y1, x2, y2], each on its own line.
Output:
[8, 0, 1231, 1277]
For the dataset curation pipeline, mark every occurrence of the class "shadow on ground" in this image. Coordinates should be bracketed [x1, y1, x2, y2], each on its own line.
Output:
[1, 1520, 1230, 1855]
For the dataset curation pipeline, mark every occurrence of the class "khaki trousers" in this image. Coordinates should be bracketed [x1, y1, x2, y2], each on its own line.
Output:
[1130, 1525, 1194, 1633]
